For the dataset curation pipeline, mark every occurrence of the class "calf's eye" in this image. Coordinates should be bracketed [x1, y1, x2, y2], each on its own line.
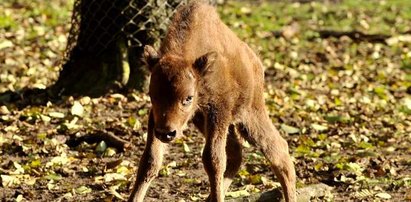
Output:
[182, 96, 193, 106]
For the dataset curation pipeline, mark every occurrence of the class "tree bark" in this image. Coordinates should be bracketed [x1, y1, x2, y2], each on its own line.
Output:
[51, 0, 220, 97]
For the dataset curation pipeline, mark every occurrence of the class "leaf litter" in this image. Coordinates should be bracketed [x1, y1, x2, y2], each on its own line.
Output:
[0, 0, 410, 201]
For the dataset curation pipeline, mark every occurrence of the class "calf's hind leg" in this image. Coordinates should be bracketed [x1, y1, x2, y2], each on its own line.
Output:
[239, 110, 296, 202]
[222, 124, 242, 192]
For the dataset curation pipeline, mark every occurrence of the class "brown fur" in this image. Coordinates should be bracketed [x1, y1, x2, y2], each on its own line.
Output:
[129, 2, 296, 202]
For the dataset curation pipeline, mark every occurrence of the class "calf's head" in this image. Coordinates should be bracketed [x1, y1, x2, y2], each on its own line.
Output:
[144, 45, 217, 143]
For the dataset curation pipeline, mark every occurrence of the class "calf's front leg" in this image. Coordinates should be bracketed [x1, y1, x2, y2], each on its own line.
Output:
[129, 112, 166, 202]
[202, 112, 229, 202]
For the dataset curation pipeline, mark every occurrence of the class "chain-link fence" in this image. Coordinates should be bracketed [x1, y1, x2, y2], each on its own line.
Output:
[53, 0, 219, 95]
[65, 0, 198, 60]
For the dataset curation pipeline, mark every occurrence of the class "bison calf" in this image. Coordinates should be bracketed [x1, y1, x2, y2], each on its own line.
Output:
[129, 2, 296, 202]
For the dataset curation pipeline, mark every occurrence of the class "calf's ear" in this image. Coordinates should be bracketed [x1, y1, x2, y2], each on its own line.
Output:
[143, 45, 159, 72]
[193, 51, 217, 75]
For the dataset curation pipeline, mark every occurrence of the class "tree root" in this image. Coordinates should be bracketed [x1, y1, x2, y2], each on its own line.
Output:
[67, 129, 131, 151]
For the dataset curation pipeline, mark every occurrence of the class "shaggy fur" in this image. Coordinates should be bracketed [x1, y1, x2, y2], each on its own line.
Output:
[129, 2, 296, 202]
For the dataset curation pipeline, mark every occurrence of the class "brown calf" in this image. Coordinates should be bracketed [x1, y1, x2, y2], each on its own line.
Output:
[129, 2, 296, 202]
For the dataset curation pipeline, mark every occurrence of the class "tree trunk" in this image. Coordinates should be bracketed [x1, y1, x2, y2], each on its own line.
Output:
[51, 0, 220, 97]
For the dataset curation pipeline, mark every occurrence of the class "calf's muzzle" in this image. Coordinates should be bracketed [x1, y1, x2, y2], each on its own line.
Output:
[155, 127, 177, 143]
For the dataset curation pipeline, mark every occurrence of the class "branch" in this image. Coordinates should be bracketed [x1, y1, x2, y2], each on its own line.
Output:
[317, 30, 390, 44]
[67, 129, 131, 151]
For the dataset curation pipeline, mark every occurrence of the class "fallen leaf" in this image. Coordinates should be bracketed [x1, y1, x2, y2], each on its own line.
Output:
[375, 192, 391, 199]
[1, 175, 17, 187]
[15, 194, 24, 202]
[183, 142, 190, 153]
[71, 101, 84, 117]
[281, 124, 300, 134]
[249, 174, 263, 185]
[75, 185, 92, 195]
[46, 154, 70, 167]
[0, 40, 13, 50]
[226, 189, 250, 198]
[109, 184, 125, 200]
[48, 112, 65, 118]
[0, 106, 10, 115]
[104, 147, 116, 157]
[104, 173, 127, 182]
[311, 123, 328, 131]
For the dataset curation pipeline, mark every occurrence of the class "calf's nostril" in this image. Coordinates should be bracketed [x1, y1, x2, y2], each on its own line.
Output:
[155, 128, 177, 141]
[166, 130, 176, 138]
